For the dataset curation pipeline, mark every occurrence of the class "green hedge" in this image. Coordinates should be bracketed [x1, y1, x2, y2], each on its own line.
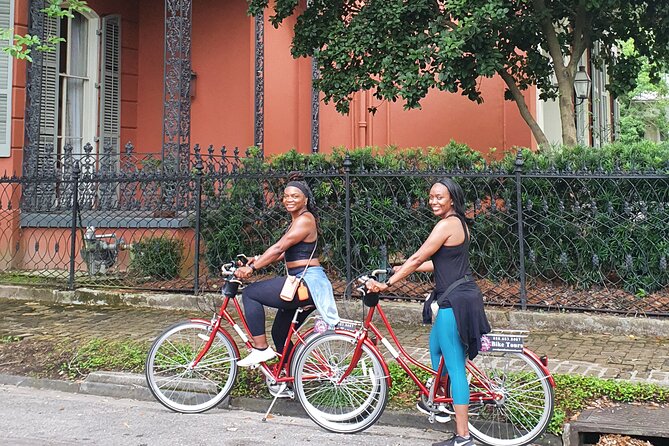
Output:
[200, 141, 668, 295]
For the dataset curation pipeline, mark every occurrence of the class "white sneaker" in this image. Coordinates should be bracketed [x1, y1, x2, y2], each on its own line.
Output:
[237, 347, 276, 367]
[416, 400, 451, 423]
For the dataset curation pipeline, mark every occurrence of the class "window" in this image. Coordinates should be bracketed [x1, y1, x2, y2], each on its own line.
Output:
[38, 10, 121, 169]
[0, 0, 14, 157]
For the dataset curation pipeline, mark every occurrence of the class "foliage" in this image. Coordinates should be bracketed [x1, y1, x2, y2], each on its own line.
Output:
[1, 0, 91, 62]
[200, 142, 668, 295]
[249, 0, 669, 147]
[60, 338, 145, 379]
[549, 374, 669, 435]
[130, 237, 184, 280]
[358, 362, 669, 436]
[0, 335, 21, 343]
[36, 336, 669, 436]
[617, 40, 669, 143]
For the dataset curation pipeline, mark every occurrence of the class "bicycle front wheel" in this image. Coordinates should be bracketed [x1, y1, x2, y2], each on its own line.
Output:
[461, 351, 554, 446]
[293, 333, 388, 434]
[145, 321, 238, 413]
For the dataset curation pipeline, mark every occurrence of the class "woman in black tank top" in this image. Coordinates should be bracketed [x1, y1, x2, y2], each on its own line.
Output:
[367, 178, 490, 446]
[233, 174, 339, 368]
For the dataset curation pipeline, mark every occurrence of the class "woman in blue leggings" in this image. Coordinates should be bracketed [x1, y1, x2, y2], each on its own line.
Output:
[367, 178, 490, 446]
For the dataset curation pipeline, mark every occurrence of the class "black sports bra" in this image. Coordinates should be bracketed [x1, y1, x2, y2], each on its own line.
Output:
[285, 240, 317, 262]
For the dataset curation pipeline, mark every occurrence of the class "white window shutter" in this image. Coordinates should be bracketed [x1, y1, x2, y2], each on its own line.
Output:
[38, 14, 60, 162]
[99, 15, 121, 158]
[0, 0, 14, 157]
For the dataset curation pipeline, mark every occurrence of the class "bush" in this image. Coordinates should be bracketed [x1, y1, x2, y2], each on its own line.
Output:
[130, 237, 184, 280]
[199, 142, 668, 295]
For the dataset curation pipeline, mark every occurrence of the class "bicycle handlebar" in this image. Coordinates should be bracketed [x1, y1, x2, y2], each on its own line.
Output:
[220, 254, 250, 277]
[356, 267, 394, 293]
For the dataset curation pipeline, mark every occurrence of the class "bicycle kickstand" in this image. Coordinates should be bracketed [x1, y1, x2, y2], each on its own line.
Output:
[262, 383, 288, 422]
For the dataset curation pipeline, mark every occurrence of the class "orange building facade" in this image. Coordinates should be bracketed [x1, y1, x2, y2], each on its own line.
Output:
[11, 0, 628, 281]
[0, 0, 535, 179]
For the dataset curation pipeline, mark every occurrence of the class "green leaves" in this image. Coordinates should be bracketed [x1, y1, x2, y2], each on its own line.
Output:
[249, 0, 669, 146]
[1, 0, 91, 61]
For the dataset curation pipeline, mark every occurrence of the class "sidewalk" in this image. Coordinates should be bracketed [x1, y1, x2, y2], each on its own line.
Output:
[1, 294, 668, 386]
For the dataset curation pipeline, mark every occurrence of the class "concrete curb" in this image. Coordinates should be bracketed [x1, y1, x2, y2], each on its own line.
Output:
[1, 284, 668, 337]
[0, 371, 561, 445]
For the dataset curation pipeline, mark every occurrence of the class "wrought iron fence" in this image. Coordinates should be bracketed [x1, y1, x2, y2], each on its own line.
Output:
[0, 148, 667, 316]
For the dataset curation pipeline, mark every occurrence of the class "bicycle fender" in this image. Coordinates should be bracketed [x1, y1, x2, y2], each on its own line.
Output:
[190, 318, 241, 359]
[522, 347, 555, 387]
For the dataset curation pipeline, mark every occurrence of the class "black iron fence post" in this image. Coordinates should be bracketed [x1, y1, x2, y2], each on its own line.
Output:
[193, 155, 204, 294]
[514, 149, 527, 309]
[68, 161, 81, 290]
[343, 153, 352, 297]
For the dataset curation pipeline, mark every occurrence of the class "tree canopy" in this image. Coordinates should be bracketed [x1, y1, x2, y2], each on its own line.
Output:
[249, 0, 669, 147]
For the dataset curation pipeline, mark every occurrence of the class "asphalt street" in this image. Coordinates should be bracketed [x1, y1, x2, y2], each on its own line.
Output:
[0, 385, 448, 446]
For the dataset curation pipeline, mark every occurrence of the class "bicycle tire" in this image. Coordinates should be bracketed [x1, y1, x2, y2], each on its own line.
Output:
[448, 351, 554, 446]
[293, 332, 388, 434]
[145, 321, 238, 413]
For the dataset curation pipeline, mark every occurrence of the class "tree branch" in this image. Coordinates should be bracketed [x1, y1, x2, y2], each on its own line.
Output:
[498, 69, 549, 147]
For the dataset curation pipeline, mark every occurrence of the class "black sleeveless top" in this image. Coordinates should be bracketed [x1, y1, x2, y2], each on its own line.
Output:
[284, 211, 318, 262]
[428, 214, 491, 360]
[285, 240, 317, 262]
[432, 214, 472, 306]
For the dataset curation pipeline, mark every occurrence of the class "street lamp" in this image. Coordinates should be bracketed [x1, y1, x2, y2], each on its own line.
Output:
[574, 66, 591, 105]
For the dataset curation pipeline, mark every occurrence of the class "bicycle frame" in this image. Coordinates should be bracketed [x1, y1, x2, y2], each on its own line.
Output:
[190, 290, 316, 388]
[336, 300, 554, 406]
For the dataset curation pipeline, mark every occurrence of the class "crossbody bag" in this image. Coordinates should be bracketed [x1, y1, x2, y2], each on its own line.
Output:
[279, 242, 317, 302]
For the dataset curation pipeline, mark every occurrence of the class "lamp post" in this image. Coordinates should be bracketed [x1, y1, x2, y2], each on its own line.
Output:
[574, 65, 592, 145]
[574, 66, 591, 105]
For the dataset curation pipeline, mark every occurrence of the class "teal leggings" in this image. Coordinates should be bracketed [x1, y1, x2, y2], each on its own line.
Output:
[429, 308, 469, 405]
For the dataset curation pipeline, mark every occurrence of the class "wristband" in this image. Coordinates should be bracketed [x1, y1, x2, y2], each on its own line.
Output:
[250, 264, 257, 273]
[386, 281, 392, 288]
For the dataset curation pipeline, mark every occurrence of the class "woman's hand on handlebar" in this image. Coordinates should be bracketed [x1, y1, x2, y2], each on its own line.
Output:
[365, 279, 388, 293]
[234, 266, 254, 279]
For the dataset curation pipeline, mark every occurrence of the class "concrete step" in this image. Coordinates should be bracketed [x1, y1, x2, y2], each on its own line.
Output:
[563, 404, 669, 445]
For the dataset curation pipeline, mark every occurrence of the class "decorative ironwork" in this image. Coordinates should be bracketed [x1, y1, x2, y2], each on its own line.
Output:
[23, 0, 47, 213]
[308, 0, 319, 154]
[311, 58, 320, 153]
[254, 12, 264, 151]
[162, 0, 192, 173]
[6, 147, 668, 316]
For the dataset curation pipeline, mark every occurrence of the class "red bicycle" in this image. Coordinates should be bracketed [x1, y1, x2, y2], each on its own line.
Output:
[145, 256, 323, 419]
[290, 269, 555, 445]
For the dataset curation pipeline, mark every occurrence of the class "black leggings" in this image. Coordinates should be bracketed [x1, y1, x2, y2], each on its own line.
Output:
[242, 273, 315, 353]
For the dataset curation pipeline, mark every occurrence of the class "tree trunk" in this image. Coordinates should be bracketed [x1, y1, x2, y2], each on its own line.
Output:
[554, 68, 579, 147]
[499, 71, 550, 147]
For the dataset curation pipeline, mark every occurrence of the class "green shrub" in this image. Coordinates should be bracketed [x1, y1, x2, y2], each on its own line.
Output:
[199, 142, 668, 295]
[130, 237, 184, 280]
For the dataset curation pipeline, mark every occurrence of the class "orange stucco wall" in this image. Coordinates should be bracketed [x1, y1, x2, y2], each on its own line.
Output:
[0, 0, 537, 276]
[6, 0, 533, 164]
[133, 0, 533, 156]
[12, 227, 196, 276]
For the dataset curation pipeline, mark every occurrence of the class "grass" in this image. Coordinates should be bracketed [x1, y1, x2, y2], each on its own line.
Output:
[9, 337, 667, 436]
[0, 272, 63, 285]
[0, 335, 22, 343]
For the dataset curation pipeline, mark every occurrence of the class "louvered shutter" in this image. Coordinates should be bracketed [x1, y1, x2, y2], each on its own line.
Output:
[38, 14, 60, 164]
[0, 0, 14, 157]
[99, 15, 120, 164]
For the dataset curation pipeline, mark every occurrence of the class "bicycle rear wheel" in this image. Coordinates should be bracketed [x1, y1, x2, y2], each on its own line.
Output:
[293, 333, 388, 434]
[455, 351, 554, 446]
[145, 321, 238, 413]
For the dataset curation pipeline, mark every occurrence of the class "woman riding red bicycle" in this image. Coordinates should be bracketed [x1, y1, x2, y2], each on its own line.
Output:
[234, 173, 340, 367]
[367, 177, 490, 446]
